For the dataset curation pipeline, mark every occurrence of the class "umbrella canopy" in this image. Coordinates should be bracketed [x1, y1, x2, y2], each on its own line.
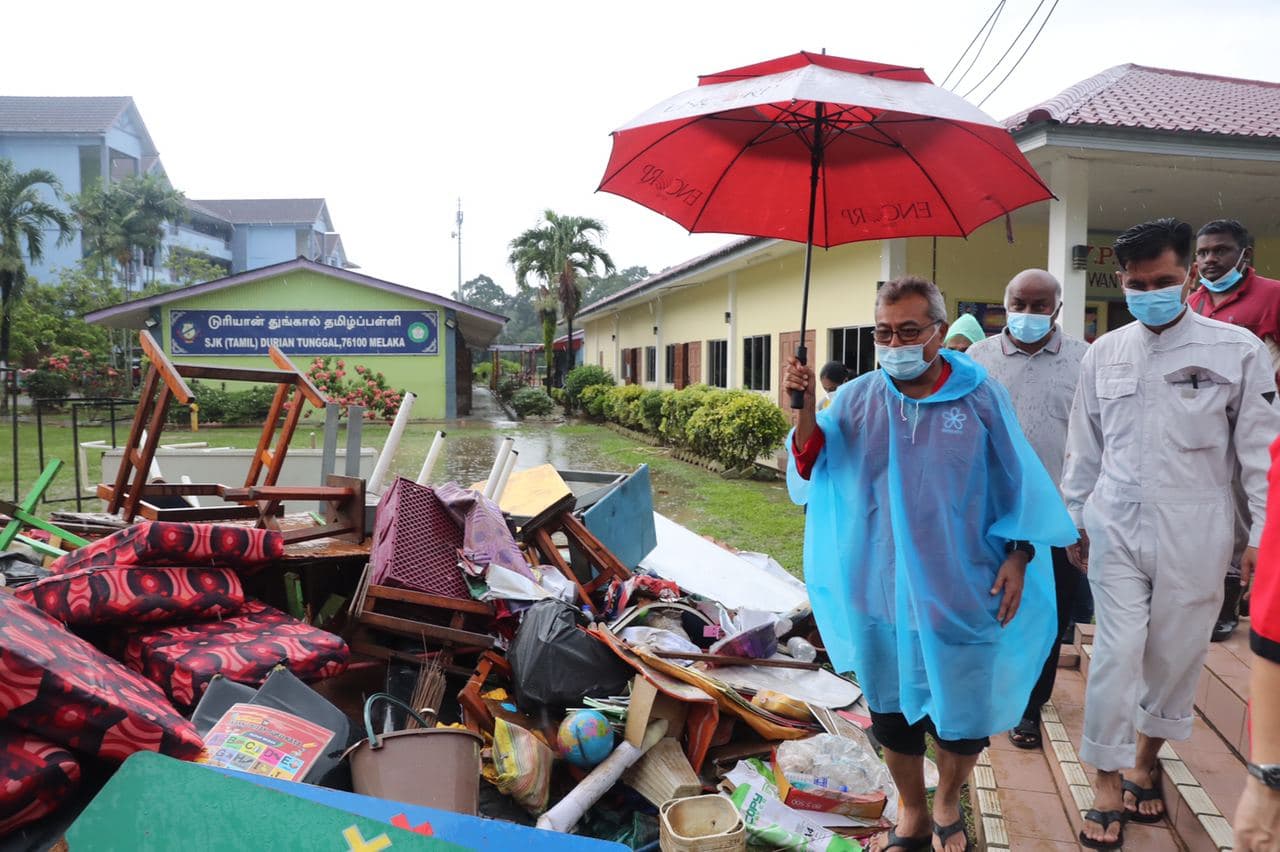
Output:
[599, 51, 1051, 246]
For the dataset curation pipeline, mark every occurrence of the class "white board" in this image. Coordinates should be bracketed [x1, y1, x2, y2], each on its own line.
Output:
[639, 513, 809, 614]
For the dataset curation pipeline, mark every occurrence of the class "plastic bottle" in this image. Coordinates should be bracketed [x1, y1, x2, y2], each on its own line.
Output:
[786, 636, 817, 663]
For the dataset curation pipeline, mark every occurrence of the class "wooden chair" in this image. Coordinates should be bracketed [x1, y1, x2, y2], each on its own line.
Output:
[98, 330, 345, 533]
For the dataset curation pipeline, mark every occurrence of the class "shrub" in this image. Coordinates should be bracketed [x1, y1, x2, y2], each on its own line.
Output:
[580, 384, 610, 418]
[23, 368, 71, 402]
[637, 389, 665, 433]
[563, 365, 616, 410]
[659, 385, 722, 448]
[495, 375, 523, 404]
[713, 392, 790, 467]
[602, 385, 646, 425]
[304, 357, 407, 421]
[511, 387, 555, 417]
[549, 387, 568, 408]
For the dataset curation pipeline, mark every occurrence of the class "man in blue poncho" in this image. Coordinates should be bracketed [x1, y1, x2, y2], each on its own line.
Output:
[785, 276, 1077, 852]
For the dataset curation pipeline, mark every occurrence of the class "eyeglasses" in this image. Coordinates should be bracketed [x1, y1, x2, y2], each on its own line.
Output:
[873, 321, 939, 345]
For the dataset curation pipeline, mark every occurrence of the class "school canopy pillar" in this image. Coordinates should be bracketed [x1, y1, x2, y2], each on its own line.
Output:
[879, 238, 907, 284]
[1046, 157, 1090, 339]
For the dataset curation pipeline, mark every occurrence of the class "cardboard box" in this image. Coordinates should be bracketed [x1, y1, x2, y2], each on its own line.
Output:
[771, 751, 887, 820]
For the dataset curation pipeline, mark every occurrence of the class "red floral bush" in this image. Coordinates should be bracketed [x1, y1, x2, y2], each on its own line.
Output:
[303, 357, 406, 422]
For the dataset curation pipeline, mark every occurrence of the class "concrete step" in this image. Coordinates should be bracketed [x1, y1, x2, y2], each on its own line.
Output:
[1046, 619, 1253, 851]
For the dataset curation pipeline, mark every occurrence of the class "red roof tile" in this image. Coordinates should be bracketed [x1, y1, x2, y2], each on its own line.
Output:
[1005, 64, 1280, 138]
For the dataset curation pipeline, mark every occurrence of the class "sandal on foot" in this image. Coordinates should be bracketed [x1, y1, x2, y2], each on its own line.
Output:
[1079, 809, 1126, 849]
[1008, 718, 1042, 750]
[932, 817, 972, 852]
[1123, 772, 1166, 823]
[873, 828, 931, 852]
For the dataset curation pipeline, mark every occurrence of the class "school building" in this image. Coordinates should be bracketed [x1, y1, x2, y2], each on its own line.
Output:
[578, 64, 1280, 404]
[85, 258, 507, 419]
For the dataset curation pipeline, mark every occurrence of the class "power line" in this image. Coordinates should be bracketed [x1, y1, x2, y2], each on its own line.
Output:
[949, 1, 1007, 93]
[939, 1, 1006, 90]
[961, 0, 1049, 99]
[977, 0, 1062, 107]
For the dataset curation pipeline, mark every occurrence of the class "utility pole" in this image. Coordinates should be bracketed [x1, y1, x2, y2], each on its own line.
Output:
[450, 198, 463, 301]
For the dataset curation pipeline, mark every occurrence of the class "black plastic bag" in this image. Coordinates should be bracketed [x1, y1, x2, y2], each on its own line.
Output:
[508, 599, 631, 712]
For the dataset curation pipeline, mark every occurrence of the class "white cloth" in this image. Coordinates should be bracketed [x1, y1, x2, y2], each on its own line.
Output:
[967, 327, 1088, 490]
[1061, 310, 1280, 769]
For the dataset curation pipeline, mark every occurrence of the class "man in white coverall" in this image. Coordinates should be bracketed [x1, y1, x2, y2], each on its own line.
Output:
[1062, 218, 1280, 850]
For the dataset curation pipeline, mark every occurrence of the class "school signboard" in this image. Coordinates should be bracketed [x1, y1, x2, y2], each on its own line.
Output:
[169, 309, 440, 356]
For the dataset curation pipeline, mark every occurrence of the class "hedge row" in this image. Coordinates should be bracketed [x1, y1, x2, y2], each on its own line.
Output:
[577, 381, 790, 470]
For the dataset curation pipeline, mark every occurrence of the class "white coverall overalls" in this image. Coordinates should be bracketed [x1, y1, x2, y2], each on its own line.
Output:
[1061, 310, 1279, 771]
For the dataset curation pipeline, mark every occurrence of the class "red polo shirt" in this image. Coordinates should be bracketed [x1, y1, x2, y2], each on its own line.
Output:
[1188, 268, 1280, 383]
[1252, 436, 1280, 664]
[792, 362, 952, 479]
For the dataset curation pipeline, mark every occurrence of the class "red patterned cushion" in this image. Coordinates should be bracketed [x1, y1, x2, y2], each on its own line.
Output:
[15, 565, 244, 627]
[0, 594, 202, 761]
[0, 727, 79, 834]
[49, 521, 284, 575]
[118, 600, 349, 709]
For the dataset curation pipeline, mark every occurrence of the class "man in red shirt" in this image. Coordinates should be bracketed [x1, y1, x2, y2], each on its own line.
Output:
[1189, 219, 1280, 643]
[1233, 436, 1280, 850]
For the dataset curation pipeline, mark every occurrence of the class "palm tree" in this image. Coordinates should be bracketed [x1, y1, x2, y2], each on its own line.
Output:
[74, 174, 185, 291]
[0, 160, 73, 406]
[508, 210, 614, 387]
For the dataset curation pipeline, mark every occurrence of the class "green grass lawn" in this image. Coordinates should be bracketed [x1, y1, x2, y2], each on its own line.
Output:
[554, 424, 806, 574]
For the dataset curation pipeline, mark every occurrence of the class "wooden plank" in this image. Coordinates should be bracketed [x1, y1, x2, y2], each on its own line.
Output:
[138, 330, 194, 403]
[269, 346, 327, 408]
[359, 612, 495, 650]
[222, 486, 356, 501]
[244, 383, 289, 488]
[473, 463, 571, 519]
[123, 384, 173, 522]
[365, 584, 494, 617]
[174, 364, 303, 384]
[107, 367, 157, 513]
[649, 650, 822, 670]
[532, 526, 594, 613]
[137, 503, 269, 522]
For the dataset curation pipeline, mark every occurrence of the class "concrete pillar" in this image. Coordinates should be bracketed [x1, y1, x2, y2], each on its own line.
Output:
[1047, 157, 1090, 338]
[654, 298, 664, 385]
[726, 273, 738, 388]
[611, 314, 621, 380]
[879, 238, 907, 284]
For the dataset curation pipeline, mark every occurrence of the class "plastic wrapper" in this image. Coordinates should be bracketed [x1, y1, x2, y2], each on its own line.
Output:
[492, 718, 554, 814]
[508, 599, 632, 711]
[724, 760, 863, 851]
[777, 734, 894, 800]
[619, 626, 701, 660]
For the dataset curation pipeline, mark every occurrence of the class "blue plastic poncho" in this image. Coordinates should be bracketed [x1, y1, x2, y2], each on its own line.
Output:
[787, 350, 1077, 740]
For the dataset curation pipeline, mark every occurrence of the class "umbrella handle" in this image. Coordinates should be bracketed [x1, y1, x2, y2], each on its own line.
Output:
[789, 345, 808, 410]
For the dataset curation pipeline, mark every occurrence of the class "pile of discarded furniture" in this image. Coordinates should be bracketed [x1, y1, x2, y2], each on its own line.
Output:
[0, 333, 891, 850]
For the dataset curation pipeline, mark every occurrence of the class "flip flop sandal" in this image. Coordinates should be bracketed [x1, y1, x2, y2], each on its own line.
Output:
[932, 817, 972, 852]
[873, 828, 931, 852]
[1122, 772, 1166, 824]
[1008, 718, 1042, 750]
[1079, 808, 1126, 849]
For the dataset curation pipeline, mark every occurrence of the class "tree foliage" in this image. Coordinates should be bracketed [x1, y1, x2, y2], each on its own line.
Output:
[0, 159, 74, 390]
[508, 210, 615, 387]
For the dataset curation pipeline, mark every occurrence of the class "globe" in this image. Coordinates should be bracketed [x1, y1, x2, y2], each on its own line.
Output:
[557, 710, 615, 768]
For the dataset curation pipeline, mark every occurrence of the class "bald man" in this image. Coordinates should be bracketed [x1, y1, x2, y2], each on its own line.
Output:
[968, 269, 1089, 750]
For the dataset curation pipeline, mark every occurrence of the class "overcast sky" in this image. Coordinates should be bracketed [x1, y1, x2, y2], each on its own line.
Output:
[9, 1, 1280, 298]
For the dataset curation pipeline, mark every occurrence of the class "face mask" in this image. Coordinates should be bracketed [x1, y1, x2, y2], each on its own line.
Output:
[876, 327, 939, 381]
[1124, 283, 1186, 327]
[1006, 311, 1053, 344]
[1199, 249, 1248, 293]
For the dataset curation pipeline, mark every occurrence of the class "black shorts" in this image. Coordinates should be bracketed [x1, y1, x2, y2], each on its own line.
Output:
[870, 710, 989, 757]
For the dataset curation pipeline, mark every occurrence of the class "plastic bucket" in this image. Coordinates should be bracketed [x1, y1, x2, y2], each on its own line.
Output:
[659, 795, 746, 852]
[346, 693, 483, 814]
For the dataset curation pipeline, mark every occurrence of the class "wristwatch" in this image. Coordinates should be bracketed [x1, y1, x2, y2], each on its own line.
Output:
[1005, 540, 1036, 561]
[1247, 762, 1280, 790]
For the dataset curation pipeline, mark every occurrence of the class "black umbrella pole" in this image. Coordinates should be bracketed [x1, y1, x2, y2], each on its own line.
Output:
[790, 134, 822, 411]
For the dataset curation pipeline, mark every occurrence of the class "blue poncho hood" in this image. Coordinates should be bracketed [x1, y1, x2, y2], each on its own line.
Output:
[787, 350, 1077, 739]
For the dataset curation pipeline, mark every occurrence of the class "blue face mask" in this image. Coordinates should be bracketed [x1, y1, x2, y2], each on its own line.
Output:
[1006, 311, 1054, 344]
[1124, 283, 1186, 327]
[1199, 250, 1248, 293]
[876, 327, 939, 381]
